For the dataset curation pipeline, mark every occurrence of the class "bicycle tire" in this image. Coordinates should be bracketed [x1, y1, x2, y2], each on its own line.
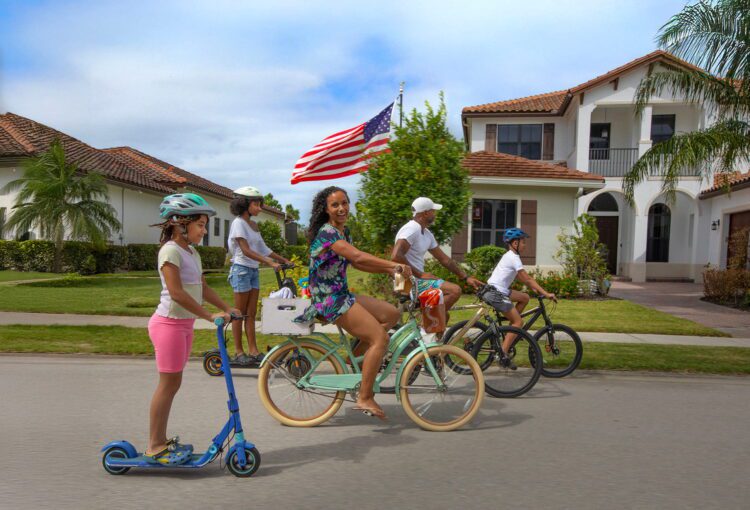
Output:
[471, 325, 542, 398]
[258, 341, 345, 427]
[534, 324, 583, 378]
[399, 344, 484, 431]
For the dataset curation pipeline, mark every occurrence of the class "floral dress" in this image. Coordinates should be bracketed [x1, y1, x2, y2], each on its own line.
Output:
[295, 223, 356, 324]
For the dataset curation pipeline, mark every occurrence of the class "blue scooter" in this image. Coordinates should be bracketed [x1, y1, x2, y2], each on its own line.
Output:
[101, 315, 261, 477]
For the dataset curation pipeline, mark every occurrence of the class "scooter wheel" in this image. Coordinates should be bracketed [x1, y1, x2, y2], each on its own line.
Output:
[227, 447, 261, 477]
[203, 352, 224, 376]
[102, 447, 131, 475]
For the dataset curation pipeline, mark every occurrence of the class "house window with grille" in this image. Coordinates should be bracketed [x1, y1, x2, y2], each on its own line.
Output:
[214, 217, 220, 236]
[497, 124, 542, 160]
[471, 199, 517, 249]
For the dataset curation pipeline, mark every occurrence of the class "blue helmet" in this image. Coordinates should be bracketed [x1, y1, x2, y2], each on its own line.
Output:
[503, 228, 529, 244]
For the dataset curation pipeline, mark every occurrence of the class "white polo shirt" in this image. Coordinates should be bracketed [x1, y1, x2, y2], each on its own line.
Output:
[395, 220, 438, 273]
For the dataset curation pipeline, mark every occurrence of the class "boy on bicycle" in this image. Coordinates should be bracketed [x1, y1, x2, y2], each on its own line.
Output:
[482, 228, 556, 368]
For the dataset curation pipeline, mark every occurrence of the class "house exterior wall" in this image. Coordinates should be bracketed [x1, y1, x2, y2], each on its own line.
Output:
[0, 163, 285, 247]
[470, 181, 579, 270]
[702, 187, 750, 269]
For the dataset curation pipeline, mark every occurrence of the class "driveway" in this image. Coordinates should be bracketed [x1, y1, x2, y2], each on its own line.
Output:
[610, 281, 750, 338]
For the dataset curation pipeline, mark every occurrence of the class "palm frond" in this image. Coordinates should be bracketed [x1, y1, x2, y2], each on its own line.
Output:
[658, 0, 750, 80]
[635, 67, 748, 119]
[624, 119, 750, 203]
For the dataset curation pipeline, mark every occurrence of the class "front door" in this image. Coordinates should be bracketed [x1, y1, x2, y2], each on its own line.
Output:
[594, 216, 619, 275]
[727, 210, 750, 267]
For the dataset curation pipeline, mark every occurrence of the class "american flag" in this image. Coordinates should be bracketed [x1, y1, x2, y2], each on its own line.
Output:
[291, 102, 394, 184]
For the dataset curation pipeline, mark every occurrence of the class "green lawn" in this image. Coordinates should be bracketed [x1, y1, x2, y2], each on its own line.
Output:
[0, 268, 727, 336]
[0, 325, 747, 375]
[449, 295, 727, 337]
[0, 270, 63, 282]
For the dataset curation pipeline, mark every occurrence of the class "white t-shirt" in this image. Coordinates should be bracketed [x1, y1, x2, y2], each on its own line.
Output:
[155, 241, 203, 319]
[487, 250, 524, 295]
[227, 217, 273, 269]
[395, 220, 438, 273]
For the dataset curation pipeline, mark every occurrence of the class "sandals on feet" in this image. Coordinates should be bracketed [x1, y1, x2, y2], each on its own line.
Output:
[353, 406, 387, 421]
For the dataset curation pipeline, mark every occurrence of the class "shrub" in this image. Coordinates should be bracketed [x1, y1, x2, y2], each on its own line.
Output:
[127, 244, 160, 271]
[728, 227, 750, 270]
[464, 245, 506, 281]
[17, 240, 56, 272]
[703, 266, 750, 306]
[282, 243, 309, 262]
[555, 214, 609, 297]
[525, 268, 579, 299]
[258, 221, 286, 254]
[0, 240, 21, 270]
[93, 245, 128, 274]
[195, 246, 226, 269]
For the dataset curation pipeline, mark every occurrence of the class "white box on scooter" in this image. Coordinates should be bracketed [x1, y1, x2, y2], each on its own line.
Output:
[261, 298, 314, 335]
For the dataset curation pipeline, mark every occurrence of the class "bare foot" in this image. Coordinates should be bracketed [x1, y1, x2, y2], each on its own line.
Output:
[354, 397, 386, 420]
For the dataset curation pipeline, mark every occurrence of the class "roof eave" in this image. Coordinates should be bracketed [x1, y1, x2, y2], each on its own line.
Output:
[699, 180, 750, 199]
[469, 175, 604, 189]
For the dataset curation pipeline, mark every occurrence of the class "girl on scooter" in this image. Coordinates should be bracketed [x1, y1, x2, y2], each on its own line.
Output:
[295, 186, 412, 420]
[227, 186, 293, 366]
[145, 193, 239, 464]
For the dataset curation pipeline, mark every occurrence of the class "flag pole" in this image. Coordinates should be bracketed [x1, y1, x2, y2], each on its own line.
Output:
[398, 81, 404, 128]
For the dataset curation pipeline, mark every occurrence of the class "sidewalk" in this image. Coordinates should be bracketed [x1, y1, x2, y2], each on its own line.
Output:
[1, 311, 749, 348]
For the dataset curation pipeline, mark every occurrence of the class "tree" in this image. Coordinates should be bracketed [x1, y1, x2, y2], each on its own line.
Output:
[359, 93, 470, 251]
[257, 220, 286, 254]
[284, 203, 300, 222]
[2, 140, 121, 272]
[263, 193, 283, 210]
[624, 0, 750, 203]
[555, 214, 609, 296]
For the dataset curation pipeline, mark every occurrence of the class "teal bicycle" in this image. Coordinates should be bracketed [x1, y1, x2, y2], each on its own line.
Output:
[257, 278, 484, 431]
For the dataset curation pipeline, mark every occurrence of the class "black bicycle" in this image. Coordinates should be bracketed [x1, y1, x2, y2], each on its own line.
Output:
[441, 288, 543, 398]
[443, 293, 583, 381]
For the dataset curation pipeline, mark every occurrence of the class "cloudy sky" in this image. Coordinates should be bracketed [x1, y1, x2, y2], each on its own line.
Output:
[1, 0, 687, 220]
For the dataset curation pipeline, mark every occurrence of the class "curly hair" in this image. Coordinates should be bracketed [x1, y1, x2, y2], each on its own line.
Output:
[306, 186, 349, 244]
[230, 196, 262, 216]
[150, 214, 204, 245]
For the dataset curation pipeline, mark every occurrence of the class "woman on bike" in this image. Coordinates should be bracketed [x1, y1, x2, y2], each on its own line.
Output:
[227, 186, 293, 365]
[483, 228, 556, 368]
[295, 186, 412, 420]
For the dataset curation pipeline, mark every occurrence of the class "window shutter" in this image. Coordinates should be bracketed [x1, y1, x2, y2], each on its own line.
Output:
[521, 200, 537, 266]
[451, 209, 470, 261]
[484, 124, 497, 152]
[543, 123, 555, 160]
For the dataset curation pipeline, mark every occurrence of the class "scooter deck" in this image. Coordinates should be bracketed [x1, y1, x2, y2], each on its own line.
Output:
[107, 453, 209, 468]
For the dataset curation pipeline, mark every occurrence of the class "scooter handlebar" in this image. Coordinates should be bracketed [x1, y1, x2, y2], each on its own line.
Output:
[213, 313, 248, 326]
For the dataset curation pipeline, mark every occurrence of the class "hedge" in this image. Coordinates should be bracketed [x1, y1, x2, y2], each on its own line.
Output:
[0, 240, 227, 273]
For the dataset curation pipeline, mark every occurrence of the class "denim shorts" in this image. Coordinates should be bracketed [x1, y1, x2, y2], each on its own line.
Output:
[228, 264, 260, 293]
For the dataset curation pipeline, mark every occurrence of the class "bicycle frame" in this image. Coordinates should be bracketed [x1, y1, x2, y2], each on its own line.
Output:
[261, 317, 445, 401]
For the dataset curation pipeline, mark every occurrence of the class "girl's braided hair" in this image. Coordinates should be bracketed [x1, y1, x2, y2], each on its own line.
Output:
[306, 186, 349, 244]
[150, 214, 204, 245]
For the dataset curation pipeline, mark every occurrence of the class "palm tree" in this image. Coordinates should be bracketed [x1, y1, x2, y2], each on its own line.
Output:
[2, 139, 121, 272]
[624, 0, 750, 203]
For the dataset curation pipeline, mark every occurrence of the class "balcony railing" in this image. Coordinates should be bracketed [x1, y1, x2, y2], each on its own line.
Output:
[589, 148, 638, 177]
[589, 148, 702, 178]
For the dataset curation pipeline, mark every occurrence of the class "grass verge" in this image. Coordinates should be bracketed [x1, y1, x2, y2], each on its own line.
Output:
[0, 325, 748, 375]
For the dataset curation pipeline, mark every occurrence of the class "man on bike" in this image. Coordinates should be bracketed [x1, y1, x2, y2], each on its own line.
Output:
[482, 228, 556, 368]
[391, 197, 483, 316]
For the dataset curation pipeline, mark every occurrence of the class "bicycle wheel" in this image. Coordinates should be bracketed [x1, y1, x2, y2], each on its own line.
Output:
[471, 326, 542, 398]
[258, 341, 345, 427]
[534, 324, 583, 378]
[399, 344, 484, 432]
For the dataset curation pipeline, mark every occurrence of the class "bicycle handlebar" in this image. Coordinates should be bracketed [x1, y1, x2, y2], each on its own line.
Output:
[275, 263, 295, 271]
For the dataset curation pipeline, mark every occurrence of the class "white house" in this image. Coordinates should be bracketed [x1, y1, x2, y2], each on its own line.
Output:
[458, 50, 750, 282]
[0, 113, 286, 247]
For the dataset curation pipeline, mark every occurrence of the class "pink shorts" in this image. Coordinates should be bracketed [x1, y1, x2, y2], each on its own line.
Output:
[148, 314, 196, 373]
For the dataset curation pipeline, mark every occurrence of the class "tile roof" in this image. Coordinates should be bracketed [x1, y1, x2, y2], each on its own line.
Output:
[462, 151, 604, 182]
[699, 171, 750, 199]
[0, 113, 174, 193]
[0, 113, 285, 217]
[463, 50, 704, 116]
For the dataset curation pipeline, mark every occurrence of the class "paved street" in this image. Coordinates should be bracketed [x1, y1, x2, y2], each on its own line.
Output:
[1, 355, 748, 509]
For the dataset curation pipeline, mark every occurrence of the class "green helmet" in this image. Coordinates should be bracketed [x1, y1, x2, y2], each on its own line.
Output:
[159, 193, 216, 219]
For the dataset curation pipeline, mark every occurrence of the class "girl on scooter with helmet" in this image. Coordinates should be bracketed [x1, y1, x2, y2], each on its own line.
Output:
[145, 193, 239, 465]
[227, 186, 293, 366]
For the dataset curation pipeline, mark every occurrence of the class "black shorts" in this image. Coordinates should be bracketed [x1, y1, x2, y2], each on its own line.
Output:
[479, 287, 513, 313]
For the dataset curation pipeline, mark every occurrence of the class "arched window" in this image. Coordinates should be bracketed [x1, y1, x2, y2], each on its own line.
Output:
[588, 193, 618, 213]
[647, 203, 670, 262]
